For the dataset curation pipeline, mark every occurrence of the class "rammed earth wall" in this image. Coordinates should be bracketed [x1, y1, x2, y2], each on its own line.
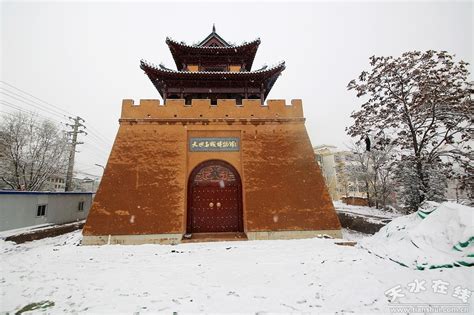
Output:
[82, 99, 341, 245]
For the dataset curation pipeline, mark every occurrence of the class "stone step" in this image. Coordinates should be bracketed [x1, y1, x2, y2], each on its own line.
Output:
[181, 232, 248, 243]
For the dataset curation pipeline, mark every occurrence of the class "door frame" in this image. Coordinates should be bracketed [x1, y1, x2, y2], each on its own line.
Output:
[186, 159, 243, 233]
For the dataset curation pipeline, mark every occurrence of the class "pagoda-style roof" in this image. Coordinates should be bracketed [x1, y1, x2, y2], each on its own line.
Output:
[140, 60, 284, 78]
[166, 37, 261, 71]
[141, 26, 285, 103]
[197, 25, 230, 47]
[140, 60, 285, 99]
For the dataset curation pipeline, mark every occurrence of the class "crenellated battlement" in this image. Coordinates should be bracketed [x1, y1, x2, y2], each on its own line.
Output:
[83, 28, 342, 246]
[121, 99, 304, 119]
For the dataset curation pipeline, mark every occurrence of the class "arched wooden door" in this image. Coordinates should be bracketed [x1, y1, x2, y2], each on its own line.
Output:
[187, 160, 243, 233]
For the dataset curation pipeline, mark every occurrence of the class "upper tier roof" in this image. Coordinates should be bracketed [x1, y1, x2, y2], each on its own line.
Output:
[166, 26, 261, 71]
[166, 37, 261, 52]
[166, 38, 261, 71]
[141, 26, 285, 101]
[197, 25, 230, 47]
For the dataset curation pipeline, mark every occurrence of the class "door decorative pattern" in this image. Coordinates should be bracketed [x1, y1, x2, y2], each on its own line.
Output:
[187, 160, 243, 233]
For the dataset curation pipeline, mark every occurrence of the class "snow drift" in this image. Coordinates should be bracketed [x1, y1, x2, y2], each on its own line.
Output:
[359, 201, 474, 270]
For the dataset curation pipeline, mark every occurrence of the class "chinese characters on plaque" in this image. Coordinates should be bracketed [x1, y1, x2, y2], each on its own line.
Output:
[189, 137, 240, 152]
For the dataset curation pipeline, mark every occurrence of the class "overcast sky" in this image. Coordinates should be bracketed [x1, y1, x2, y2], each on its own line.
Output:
[1, 0, 472, 178]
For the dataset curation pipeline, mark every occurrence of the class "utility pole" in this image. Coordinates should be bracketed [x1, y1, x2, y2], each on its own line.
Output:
[65, 116, 86, 191]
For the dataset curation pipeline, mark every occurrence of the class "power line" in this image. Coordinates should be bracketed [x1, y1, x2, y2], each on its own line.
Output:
[1, 90, 67, 120]
[1, 81, 114, 146]
[0, 80, 75, 117]
[85, 130, 111, 147]
[84, 123, 113, 145]
[0, 100, 65, 121]
[1, 81, 114, 153]
[75, 158, 108, 172]
[81, 143, 110, 158]
[0, 87, 68, 118]
[0, 100, 67, 126]
[1, 103, 111, 162]
[1, 108, 112, 159]
[73, 120, 113, 148]
[82, 146, 110, 158]
[1, 101, 36, 115]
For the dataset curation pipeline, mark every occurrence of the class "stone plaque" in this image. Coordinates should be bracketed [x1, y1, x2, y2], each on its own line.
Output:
[189, 137, 240, 152]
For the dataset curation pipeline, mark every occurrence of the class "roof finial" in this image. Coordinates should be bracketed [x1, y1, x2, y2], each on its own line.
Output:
[212, 23, 216, 33]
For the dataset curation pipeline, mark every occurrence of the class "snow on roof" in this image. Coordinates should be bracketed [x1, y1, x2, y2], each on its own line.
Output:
[166, 37, 261, 50]
[140, 59, 285, 76]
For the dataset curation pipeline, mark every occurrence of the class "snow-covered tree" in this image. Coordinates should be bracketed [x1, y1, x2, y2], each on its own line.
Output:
[0, 112, 69, 191]
[348, 138, 397, 209]
[347, 51, 472, 210]
[346, 143, 372, 204]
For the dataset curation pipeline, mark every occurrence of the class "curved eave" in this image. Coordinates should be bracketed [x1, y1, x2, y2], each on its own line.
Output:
[140, 60, 285, 81]
[166, 37, 261, 51]
[166, 37, 261, 71]
[140, 60, 285, 100]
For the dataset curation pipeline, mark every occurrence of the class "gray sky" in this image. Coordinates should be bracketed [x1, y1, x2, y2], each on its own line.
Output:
[1, 0, 472, 178]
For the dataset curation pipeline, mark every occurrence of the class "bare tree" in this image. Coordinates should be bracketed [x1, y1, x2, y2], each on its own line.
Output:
[346, 143, 372, 205]
[335, 155, 350, 198]
[347, 50, 473, 210]
[369, 138, 397, 209]
[347, 139, 397, 209]
[0, 112, 69, 191]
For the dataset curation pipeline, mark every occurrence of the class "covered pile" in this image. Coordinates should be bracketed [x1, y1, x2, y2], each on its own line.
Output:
[359, 201, 474, 269]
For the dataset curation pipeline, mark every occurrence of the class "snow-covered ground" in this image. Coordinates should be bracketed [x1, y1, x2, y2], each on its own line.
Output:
[0, 223, 55, 238]
[334, 200, 401, 220]
[342, 228, 369, 241]
[1, 224, 472, 313]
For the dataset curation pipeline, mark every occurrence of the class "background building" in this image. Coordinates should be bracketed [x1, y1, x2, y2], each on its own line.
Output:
[0, 191, 92, 232]
[72, 177, 100, 193]
[314, 145, 366, 201]
[43, 175, 100, 193]
[44, 175, 66, 192]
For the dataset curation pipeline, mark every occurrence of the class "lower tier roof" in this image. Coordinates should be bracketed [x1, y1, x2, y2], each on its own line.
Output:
[140, 60, 286, 100]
